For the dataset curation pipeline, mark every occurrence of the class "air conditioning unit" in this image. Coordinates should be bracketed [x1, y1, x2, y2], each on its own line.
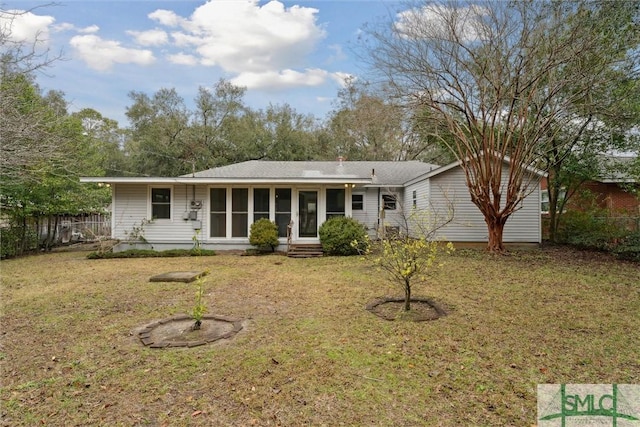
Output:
[190, 200, 202, 210]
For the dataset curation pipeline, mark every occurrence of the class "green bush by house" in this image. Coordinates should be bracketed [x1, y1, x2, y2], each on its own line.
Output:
[319, 216, 368, 256]
[249, 218, 280, 252]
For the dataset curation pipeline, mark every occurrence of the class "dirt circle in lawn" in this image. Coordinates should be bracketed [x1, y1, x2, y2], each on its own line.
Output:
[137, 315, 244, 348]
[366, 297, 447, 321]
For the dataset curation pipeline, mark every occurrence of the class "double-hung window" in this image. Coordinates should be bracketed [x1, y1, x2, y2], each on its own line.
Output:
[326, 188, 345, 220]
[151, 188, 171, 220]
[210, 188, 226, 237]
[232, 188, 248, 237]
[254, 188, 270, 222]
[352, 194, 364, 211]
[382, 194, 397, 210]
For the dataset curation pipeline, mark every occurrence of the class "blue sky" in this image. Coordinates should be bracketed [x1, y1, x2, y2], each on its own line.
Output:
[2, 0, 402, 126]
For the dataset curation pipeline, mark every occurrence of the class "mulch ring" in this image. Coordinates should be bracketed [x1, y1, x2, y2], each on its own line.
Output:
[137, 314, 244, 348]
[366, 297, 448, 321]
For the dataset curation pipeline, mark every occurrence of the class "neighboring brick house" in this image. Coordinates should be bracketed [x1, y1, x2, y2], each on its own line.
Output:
[578, 180, 639, 214]
[541, 156, 639, 215]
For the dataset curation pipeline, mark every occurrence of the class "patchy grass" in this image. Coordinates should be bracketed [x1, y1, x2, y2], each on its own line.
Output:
[1, 247, 639, 426]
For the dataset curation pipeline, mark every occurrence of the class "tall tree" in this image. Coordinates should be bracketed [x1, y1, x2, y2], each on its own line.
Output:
[72, 108, 129, 176]
[187, 79, 248, 170]
[328, 79, 404, 160]
[539, 1, 640, 241]
[363, 0, 640, 252]
[125, 88, 191, 176]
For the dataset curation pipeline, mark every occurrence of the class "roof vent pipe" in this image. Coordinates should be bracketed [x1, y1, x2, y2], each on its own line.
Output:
[337, 156, 344, 165]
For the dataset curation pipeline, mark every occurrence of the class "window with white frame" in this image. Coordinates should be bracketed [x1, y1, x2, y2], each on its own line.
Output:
[352, 193, 364, 211]
[326, 188, 346, 219]
[150, 187, 171, 219]
[541, 190, 550, 213]
[210, 188, 226, 237]
[412, 190, 417, 209]
[232, 188, 249, 237]
[253, 188, 270, 222]
[275, 188, 291, 238]
[382, 194, 397, 210]
[541, 189, 567, 213]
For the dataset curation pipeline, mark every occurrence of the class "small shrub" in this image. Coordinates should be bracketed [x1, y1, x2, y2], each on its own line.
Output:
[613, 230, 640, 262]
[249, 218, 280, 252]
[87, 248, 215, 259]
[319, 216, 368, 256]
[556, 210, 626, 251]
[1, 226, 38, 259]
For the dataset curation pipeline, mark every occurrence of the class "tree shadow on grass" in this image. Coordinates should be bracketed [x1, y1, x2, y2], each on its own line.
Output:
[366, 297, 448, 321]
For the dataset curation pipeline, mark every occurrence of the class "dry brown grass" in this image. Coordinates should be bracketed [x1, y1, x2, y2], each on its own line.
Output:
[1, 247, 639, 426]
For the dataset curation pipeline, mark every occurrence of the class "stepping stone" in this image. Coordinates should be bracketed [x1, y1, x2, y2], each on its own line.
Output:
[149, 271, 207, 283]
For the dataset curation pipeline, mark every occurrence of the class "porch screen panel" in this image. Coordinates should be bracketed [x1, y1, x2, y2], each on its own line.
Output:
[253, 188, 270, 222]
[210, 188, 226, 237]
[275, 188, 291, 238]
[326, 188, 345, 220]
[232, 188, 248, 237]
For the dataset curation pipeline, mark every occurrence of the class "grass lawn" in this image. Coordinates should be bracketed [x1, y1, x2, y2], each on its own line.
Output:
[1, 247, 639, 426]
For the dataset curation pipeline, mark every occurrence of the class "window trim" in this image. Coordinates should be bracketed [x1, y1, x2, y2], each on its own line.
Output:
[231, 188, 249, 238]
[352, 193, 364, 211]
[326, 187, 346, 219]
[382, 193, 398, 211]
[541, 188, 567, 214]
[149, 186, 173, 221]
[209, 187, 227, 238]
[253, 187, 271, 222]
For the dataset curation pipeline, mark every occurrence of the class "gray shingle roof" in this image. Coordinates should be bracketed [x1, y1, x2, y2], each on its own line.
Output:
[184, 160, 440, 186]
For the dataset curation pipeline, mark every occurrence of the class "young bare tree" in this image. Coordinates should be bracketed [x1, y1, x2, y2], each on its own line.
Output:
[364, 192, 454, 312]
[363, 0, 639, 252]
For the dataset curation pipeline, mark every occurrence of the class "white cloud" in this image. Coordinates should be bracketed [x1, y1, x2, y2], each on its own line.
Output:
[0, 9, 55, 45]
[126, 29, 168, 46]
[167, 52, 198, 66]
[148, 9, 184, 28]
[54, 23, 99, 34]
[395, 4, 489, 42]
[150, 0, 327, 79]
[69, 35, 156, 71]
[231, 68, 339, 90]
[79, 25, 100, 34]
[331, 72, 352, 87]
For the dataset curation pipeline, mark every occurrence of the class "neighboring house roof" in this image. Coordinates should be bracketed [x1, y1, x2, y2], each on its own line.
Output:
[81, 160, 441, 186]
[597, 156, 637, 183]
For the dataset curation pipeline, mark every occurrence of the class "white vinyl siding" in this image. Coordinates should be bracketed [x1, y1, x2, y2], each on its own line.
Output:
[405, 179, 430, 212]
[351, 188, 379, 236]
[113, 183, 204, 243]
[428, 165, 541, 243]
[378, 188, 404, 234]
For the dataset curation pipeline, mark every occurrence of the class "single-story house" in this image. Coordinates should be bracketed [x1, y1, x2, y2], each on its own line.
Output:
[81, 158, 543, 252]
[541, 156, 639, 215]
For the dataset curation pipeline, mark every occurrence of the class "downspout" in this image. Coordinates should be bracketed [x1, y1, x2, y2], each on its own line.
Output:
[377, 187, 381, 233]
